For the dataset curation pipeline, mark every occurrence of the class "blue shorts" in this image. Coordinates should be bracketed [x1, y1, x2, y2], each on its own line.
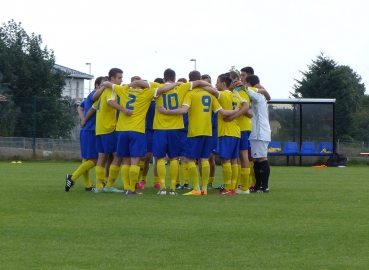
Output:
[80, 130, 98, 159]
[146, 129, 154, 153]
[116, 131, 146, 158]
[96, 132, 117, 154]
[153, 129, 181, 159]
[211, 128, 218, 155]
[240, 131, 251, 151]
[186, 136, 213, 159]
[218, 136, 240, 159]
[179, 130, 188, 157]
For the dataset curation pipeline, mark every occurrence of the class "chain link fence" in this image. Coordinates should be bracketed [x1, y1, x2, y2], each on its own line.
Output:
[1, 97, 368, 164]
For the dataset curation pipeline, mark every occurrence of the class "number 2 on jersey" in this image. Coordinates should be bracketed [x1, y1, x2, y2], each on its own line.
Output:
[126, 94, 136, 110]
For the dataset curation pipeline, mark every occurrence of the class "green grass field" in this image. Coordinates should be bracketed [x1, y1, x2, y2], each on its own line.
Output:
[1, 161, 368, 269]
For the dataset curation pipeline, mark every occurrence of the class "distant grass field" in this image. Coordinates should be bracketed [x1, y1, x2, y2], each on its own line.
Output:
[1, 161, 368, 269]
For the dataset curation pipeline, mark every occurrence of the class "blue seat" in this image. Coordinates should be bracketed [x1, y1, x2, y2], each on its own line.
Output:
[283, 142, 299, 155]
[300, 142, 316, 156]
[267, 141, 282, 156]
[283, 142, 298, 166]
[317, 142, 333, 156]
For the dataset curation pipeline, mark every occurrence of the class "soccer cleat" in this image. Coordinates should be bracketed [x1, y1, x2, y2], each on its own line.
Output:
[201, 190, 208, 195]
[94, 187, 104, 193]
[215, 184, 224, 190]
[235, 189, 250, 194]
[103, 186, 124, 193]
[182, 190, 201, 196]
[207, 183, 213, 190]
[175, 183, 182, 190]
[169, 189, 178, 195]
[228, 189, 236, 195]
[65, 174, 75, 192]
[157, 189, 167, 195]
[85, 186, 95, 192]
[139, 181, 146, 189]
[217, 189, 230, 195]
[153, 183, 161, 189]
[261, 187, 269, 193]
[125, 190, 142, 195]
[249, 187, 261, 193]
[135, 183, 141, 189]
[182, 184, 191, 190]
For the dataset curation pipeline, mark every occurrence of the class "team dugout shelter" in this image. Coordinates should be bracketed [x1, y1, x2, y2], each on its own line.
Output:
[266, 98, 336, 166]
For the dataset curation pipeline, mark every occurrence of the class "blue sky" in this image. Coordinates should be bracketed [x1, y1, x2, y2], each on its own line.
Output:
[1, 0, 368, 98]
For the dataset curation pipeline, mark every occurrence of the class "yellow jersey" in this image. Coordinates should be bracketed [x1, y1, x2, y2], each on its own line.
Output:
[113, 84, 157, 133]
[152, 82, 193, 130]
[217, 90, 241, 138]
[183, 88, 222, 137]
[233, 89, 252, 131]
[94, 88, 117, 135]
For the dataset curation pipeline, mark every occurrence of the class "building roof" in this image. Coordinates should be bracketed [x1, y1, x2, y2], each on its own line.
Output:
[53, 64, 94, 80]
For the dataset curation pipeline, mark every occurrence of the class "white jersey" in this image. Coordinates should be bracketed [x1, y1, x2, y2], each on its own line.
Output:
[247, 88, 271, 141]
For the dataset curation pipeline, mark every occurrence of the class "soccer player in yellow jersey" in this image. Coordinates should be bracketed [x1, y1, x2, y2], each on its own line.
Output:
[157, 71, 238, 195]
[102, 79, 183, 194]
[92, 68, 132, 193]
[150, 68, 212, 195]
[203, 73, 249, 194]
[65, 76, 107, 192]
[226, 71, 253, 194]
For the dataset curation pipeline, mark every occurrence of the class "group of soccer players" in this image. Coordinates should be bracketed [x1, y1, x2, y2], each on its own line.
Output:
[65, 66, 271, 195]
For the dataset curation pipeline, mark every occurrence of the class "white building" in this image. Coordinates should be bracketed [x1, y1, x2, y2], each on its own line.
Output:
[53, 64, 94, 102]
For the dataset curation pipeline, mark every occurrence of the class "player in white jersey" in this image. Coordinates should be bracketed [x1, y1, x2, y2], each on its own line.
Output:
[245, 75, 271, 193]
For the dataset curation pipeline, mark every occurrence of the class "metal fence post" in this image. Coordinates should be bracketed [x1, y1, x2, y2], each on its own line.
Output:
[33, 96, 37, 157]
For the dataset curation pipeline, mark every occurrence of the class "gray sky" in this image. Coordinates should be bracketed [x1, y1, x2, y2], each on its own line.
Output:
[1, 0, 368, 98]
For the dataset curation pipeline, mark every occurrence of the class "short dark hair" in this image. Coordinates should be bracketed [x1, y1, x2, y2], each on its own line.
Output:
[228, 71, 239, 80]
[131, 76, 141, 82]
[154, 77, 164, 83]
[94, 76, 107, 88]
[218, 73, 232, 88]
[177, 78, 188, 83]
[201, 74, 211, 80]
[108, 68, 123, 81]
[189, 70, 201, 81]
[164, 68, 176, 81]
[245, 74, 260, 86]
[240, 66, 254, 75]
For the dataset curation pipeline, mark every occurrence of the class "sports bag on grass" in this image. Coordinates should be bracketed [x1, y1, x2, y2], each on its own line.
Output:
[326, 152, 347, 167]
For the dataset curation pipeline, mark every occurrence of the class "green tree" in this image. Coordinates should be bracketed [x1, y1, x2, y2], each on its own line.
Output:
[291, 53, 367, 140]
[0, 73, 20, 136]
[0, 20, 76, 138]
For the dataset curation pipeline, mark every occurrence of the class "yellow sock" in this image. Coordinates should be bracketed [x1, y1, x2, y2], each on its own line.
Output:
[138, 160, 145, 180]
[107, 165, 120, 188]
[176, 162, 180, 184]
[187, 161, 199, 191]
[154, 176, 159, 184]
[231, 164, 238, 190]
[201, 161, 210, 190]
[129, 165, 140, 192]
[157, 159, 166, 189]
[121, 165, 130, 190]
[169, 160, 178, 190]
[103, 177, 108, 185]
[250, 161, 256, 187]
[142, 175, 147, 182]
[95, 166, 105, 190]
[181, 162, 188, 184]
[241, 168, 251, 191]
[222, 163, 232, 191]
[72, 160, 95, 182]
[209, 176, 215, 183]
[236, 164, 241, 188]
